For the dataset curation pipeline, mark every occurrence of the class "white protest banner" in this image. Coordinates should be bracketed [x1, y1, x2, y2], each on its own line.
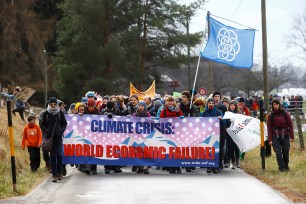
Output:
[223, 112, 267, 152]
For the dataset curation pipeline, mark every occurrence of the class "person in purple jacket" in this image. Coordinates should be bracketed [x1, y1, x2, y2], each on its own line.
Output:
[267, 98, 294, 172]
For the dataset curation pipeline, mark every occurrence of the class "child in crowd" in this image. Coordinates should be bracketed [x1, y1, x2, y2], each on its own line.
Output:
[22, 115, 42, 172]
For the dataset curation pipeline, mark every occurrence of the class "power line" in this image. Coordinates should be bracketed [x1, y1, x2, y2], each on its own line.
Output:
[228, 0, 244, 19]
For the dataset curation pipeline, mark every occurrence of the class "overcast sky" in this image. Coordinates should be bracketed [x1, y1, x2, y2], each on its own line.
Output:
[180, 0, 306, 69]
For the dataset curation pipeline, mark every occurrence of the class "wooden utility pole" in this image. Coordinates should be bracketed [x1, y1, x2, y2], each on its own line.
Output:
[261, 0, 269, 110]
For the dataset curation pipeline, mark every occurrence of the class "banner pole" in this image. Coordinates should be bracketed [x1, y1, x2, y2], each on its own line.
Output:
[190, 12, 209, 110]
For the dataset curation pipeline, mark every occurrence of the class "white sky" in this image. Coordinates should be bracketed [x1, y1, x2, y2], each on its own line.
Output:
[180, 0, 306, 68]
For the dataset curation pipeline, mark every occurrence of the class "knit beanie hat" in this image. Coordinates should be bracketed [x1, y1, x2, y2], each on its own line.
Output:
[206, 98, 215, 104]
[87, 99, 96, 107]
[138, 101, 146, 107]
[81, 97, 88, 104]
[48, 97, 57, 104]
[154, 100, 163, 109]
[221, 97, 230, 103]
[103, 95, 110, 100]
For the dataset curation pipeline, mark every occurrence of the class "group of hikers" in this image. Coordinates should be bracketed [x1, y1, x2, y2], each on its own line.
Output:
[1, 87, 296, 182]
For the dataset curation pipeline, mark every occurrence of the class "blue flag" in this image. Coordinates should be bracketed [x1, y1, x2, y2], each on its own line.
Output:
[201, 16, 255, 68]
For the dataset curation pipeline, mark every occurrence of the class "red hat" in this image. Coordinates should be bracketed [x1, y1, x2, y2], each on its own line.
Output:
[87, 99, 96, 107]
[96, 100, 102, 107]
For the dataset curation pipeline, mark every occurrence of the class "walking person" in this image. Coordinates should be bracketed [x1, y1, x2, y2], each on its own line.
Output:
[22, 115, 42, 172]
[200, 98, 224, 174]
[40, 97, 67, 182]
[160, 96, 183, 174]
[267, 98, 294, 172]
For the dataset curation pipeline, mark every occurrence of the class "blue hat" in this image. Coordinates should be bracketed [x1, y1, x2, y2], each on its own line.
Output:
[138, 101, 146, 107]
[81, 97, 88, 103]
[86, 91, 95, 98]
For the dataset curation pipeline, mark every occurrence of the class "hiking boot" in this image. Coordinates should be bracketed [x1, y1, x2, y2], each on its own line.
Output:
[52, 176, 58, 182]
[137, 168, 144, 174]
[84, 169, 91, 175]
[169, 168, 175, 174]
[132, 166, 137, 172]
[144, 169, 149, 174]
[176, 168, 182, 174]
[212, 169, 218, 174]
[114, 168, 122, 173]
[231, 162, 236, 169]
[206, 168, 212, 173]
[224, 163, 229, 168]
[236, 160, 240, 168]
[58, 174, 63, 180]
[62, 166, 67, 176]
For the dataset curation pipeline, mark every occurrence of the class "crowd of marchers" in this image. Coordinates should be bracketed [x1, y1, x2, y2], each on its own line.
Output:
[1, 88, 298, 182]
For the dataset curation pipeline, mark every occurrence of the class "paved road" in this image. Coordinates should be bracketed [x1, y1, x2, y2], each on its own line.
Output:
[1, 166, 291, 204]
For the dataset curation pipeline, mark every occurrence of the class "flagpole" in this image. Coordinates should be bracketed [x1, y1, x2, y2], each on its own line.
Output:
[189, 12, 209, 110]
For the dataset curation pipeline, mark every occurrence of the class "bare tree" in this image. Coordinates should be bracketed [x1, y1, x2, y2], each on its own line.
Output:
[288, 7, 306, 62]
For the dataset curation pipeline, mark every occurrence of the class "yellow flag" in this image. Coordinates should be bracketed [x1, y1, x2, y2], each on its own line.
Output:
[130, 81, 155, 101]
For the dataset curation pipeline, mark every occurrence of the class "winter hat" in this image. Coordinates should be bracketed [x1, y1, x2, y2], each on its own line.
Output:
[239, 97, 245, 102]
[138, 101, 146, 107]
[48, 97, 57, 104]
[86, 91, 95, 98]
[181, 91, 191, 99]
[57, 99, 63, 106]
[206, 98, 215, 104]
[221, 97, 230, 104]
[212, 91, 221, 98]
[81, 97, 88, 104]
[96, 100, 102, 107]
[103, 95, 110, 100]
[154, 94, 161, 100]
[87, 99, 96, 107]
[154, 100, 163, 109]
[69, 103, 76, 110]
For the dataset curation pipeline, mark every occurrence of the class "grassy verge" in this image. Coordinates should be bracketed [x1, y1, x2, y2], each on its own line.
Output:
[241, 133, 306, 203]
[0, 108, 49, 199]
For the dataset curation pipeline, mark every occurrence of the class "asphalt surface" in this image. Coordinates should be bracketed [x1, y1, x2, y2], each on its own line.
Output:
[0, 166, 291, 204]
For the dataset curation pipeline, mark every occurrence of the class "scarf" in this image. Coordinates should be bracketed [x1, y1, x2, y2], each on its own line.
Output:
[135, 109, 148, 117]
[47, 105, 60, 115]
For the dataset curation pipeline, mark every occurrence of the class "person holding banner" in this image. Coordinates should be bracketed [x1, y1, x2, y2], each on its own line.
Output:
[180, 91, 199, 172]
[200, 98, 224, 174]
[160, 96, 183, 174]
[225, 100, 241, 169]
[267, 98, 294, 172]
[127, 95, 139, 115]
[83, 99, 100, 175]
[132, 101, 151, 174]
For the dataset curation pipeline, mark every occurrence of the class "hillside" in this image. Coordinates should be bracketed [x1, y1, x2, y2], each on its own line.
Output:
[0, 107, 48, 199]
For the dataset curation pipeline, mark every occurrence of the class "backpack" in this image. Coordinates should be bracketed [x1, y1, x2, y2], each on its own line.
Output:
[269, 110, 288, 125]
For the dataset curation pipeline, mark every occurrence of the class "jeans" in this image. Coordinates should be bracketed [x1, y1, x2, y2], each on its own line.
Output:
[51, 136, 63, 177]
[12, 107, 25, 121]
[272, 136, 290, 171]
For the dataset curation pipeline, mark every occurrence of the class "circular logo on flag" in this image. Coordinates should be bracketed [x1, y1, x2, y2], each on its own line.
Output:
[198, 87, 207, 96]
